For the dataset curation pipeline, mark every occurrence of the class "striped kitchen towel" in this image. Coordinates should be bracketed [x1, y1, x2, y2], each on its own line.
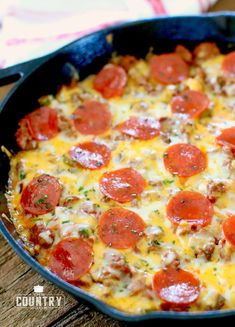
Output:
[0, 0, 217, 68]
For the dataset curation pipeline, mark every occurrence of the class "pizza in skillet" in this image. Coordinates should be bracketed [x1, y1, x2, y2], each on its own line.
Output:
[7, 42, 235, 313]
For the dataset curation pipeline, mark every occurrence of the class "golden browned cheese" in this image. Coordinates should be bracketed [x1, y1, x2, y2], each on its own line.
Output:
[7, 53, 235, 314]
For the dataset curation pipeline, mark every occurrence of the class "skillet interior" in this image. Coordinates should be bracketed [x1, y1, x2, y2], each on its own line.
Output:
[1, 14, 235, 321]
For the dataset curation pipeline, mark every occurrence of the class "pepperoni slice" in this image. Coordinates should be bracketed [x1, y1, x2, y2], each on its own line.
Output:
[119, 55, 137, 71]
[166, 191, 213, 227]
[222, 215, 235, 247]
[48, 237, 93, 282]
[153, 267, 200, 306]
[117, 116, 160, 140]
[29, 223, 54, 248]
[175, 45, 192, 63]
[216, 127, 235, 150]
[15, 118, 36, 150]
[73, 100, 111, 135]
[193, 42, 220, 62]
[98, 207, 145, 249]
[99, 168, 145, 203]
[93, 64, 127, 98]
[69, 142, 111, 170]
[171, 90, 209, 119]
[163, 143, 206, 177]
[21, 174, 61, 215]
[150, 54, 189, 85]
[222, 51, 235, 78]
[26, 107, 58, 141]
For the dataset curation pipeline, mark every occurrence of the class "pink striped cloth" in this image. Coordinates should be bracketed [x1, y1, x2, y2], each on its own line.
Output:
[0, 0, 217, 68]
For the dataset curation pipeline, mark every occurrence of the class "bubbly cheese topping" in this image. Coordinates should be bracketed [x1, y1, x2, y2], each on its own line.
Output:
[7, 51, 235, 314]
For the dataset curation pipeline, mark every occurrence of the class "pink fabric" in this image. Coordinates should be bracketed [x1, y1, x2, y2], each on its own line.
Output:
[0, 0, 217, 68]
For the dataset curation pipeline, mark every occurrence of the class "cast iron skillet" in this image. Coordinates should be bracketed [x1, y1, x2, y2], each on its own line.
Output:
[1, 13, 235, 322]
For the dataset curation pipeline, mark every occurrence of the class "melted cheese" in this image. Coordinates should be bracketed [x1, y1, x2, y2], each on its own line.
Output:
[7, 53, 235, 314]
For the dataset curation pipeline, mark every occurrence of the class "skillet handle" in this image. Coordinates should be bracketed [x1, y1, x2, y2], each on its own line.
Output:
[0, 55, 51, 87]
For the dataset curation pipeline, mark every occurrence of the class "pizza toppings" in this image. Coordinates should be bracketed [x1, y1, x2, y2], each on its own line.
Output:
[163, 143, 207, 177]
[216, 127, 235, 150]
[193, 42, 220, 63]
[221, 51, 235, 78]
[48, 237, 93, 282]
[153, 267, 200, 306]
[99, 167, 145, 203]
[9, 44, 235, 314]
[222, 216, 235, 247]
[171, 90, 209, 119]
[27, 107, 58, 141]
[175, 45, 192, 63]
[149, 54, 189, 84]
[73, 100, 111, 135]
[98, 207, 145, 249]
[93, 64, 127, 98]
[29, 223, 54, 248]
[117, 116, 160, 140]
[15, 107, 58, 149]
[69, 142, 111, 170]
[15, 118, 37, 150]
[119, 55, 137, 71]
[166, 191, 213, 227]
[21, 174, 61, 215]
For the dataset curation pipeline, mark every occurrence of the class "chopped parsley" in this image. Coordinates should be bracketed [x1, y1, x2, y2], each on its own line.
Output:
[62, 220, 70, 224]
[19, 171, 26, 180]
[35, 195, 51, 209]
[140, 259, 149, 267]
[79, 228, 90, 236]
[152, 239, 161, 246]
[36, 195, 48, 204]
[162, 179, 174, 185]
[84, 190, 89, 197]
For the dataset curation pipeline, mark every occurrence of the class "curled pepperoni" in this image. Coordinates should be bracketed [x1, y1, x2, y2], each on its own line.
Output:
[26, 107, 58, 141]
[193, 42, 220, 62]
[150, 54, 189, 84]
[117, 116, 160, 140]
[73, 100, 111, 135]
[222, 215, 235, 247]
[171, 90, 209, 119]
[29, 223, 54, 248]
[166, 191, 213, 227]
[21, 174, 62, 215]
[222, 51, 235, 78]
[175, 45, 192, 63]
[48, 237, 93, 282]
[163, 143, 206, 177]
[153, 267, 200, 306]
[98, 207, 145, 249]
[69, 141, 111, 170]
[93, 64, 127, 98]
[99, 168, 145, 203]
[216, 127, 235, 150]
[119, 55, 137, 71]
